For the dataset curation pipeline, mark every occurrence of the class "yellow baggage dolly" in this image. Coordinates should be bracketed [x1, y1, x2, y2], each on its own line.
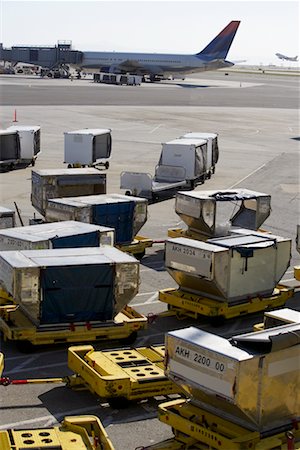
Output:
[0, 289, 147, 349]
[67, 344, 181, 405]
[117, 235, 154, 260]
[143, 398, 300, 450]
[0, 415, 114, 450]
[0, 352, 4, 376]
[0, 345, 181, 406]
[159, 285, 295, 322]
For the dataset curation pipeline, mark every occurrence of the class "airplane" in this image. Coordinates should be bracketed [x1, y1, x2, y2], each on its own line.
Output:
[276, 53, 298, 62]
[81, 21, 241, 81]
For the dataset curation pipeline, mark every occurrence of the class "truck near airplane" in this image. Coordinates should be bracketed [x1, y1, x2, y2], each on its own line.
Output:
[81, 21, 241, 82]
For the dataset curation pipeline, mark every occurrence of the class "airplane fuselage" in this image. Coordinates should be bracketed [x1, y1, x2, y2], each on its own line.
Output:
[81, 51, 233, 76]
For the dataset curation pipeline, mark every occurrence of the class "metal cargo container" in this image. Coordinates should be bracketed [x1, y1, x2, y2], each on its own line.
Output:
[159, 138, 208, 184]
[180, 132, 219, 176]
[0, 207, 15, 229]
[0, 130, 20, 165]
[0, 247, 139, 324]
[175, 189, 271, 237]
[165, 232, 291, 302]
[7, 125, 41, 164]
[45, 194, 148, 244]
[64, 128, 112, 167]
[31, 168, 106, 216]
[165, 326, 300, 431]
[0, 220, 114, 250]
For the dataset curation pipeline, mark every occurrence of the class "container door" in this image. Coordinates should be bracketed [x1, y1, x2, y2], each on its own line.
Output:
[40, 264, 114, 323]
[51, 231, 100, 248]
[0, 134, 20, 161]
[93, 202, 134, 244]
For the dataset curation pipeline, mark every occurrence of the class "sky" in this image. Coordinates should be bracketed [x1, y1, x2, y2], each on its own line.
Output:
[0, 0, 299, 66]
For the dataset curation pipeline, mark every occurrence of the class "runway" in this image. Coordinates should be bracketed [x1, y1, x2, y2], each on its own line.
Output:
[0, 69, 299, 449]
[0, 69, 299, 108]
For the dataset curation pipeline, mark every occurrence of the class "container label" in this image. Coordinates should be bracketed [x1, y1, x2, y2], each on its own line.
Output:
[174, 345, 226, 374]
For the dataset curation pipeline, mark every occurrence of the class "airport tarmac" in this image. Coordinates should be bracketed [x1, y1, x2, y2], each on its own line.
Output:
[0, 70, 299, 449]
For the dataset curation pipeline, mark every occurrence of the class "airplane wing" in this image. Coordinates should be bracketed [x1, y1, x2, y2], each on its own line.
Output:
[118, 59, 145, 73]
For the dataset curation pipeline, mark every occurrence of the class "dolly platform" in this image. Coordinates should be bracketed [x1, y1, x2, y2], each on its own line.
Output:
[0, 290, 147, 348]
[67, 344, 181, 403]
[159, 286, 294, 321]
[143, 398, 300, 450]
[0, 415, 114, 450]
[117, 235, 153, 259]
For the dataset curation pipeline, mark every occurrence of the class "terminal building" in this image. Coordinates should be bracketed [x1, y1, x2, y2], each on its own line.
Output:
[0, 41, 83, 76]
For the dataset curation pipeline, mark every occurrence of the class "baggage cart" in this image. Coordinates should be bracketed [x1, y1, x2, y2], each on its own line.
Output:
[0, 129, 20, 170]
[0, 415, 114, 450]
[31, 168, 106, 216]
[0, 288, 147, 348]
[64, 129, 112, 169]
[117, 235, 153, 259]
[147, 398, 300, 450]
[159, 285, 294, 321]
[67, 344, 181, 404]
[0, 206, 15, 229]
[7, 125, 41, 166]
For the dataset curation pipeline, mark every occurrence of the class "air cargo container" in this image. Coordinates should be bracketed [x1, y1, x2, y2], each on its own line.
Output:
[165, 325, 300, 431]
[45, 193, 148, 244]
[165, 231, 291, 303]
[0, 207, 15, 229]
[7, 125, 41, 166]
[0, 247, 139, 325]
[180, 132, 219, 177]
[174, 189, 271, 238]
[31, 168, 106, 216]
[159, 138, 208, 186]
[0, 221, 114, 250]
[0, 130, 20, 168]
[64, 128, 112, 168]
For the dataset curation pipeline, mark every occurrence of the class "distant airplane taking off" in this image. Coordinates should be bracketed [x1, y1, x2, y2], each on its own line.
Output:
[276, 53, 298, 62]
[81, 21, 241, 81]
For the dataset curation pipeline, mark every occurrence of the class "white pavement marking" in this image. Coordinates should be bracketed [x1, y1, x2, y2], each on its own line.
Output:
[0, 405, 101, 430]
[149, 124, 163, 133]
[135, 291, 157, 297]
[229, 163, 266, 189]
[9, 356, 38, 374]
[144, 293, 159, 304]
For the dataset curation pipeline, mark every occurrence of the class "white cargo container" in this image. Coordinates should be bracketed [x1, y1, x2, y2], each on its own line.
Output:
[0, 207, 15, 229]
[165, 231, 291, 302]
[165, 326, 300, 431]
[0, 129, 20, 168]
[31, 168, 106, 216]
[159, 138, 208, 186]
[0, 221, 114, 250]
[175, 189, 271, 237]
[180, 132, 219, 177]
[45, 193, 148, 244]
[0, 247, 139, 325]
[7, 125, 41, 166]
[64, 128, 112, 168]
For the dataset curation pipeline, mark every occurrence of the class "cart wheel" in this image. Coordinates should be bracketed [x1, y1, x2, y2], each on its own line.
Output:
[152, 193, 159, 202]
[134, 250, 145, 260]
[121, 331, 137, 345]
[16, 340, 35, 353]
[125, 190, 131, 196]
[108, 396, 130, 409]
[31, 158, 35, 167]
[105, 161, 109, 169]
[67, 164, 72, 169]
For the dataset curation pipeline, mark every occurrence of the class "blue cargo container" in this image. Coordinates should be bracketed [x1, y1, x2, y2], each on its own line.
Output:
[45, 194, 148, 245]
[0, 221, 114, 250]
